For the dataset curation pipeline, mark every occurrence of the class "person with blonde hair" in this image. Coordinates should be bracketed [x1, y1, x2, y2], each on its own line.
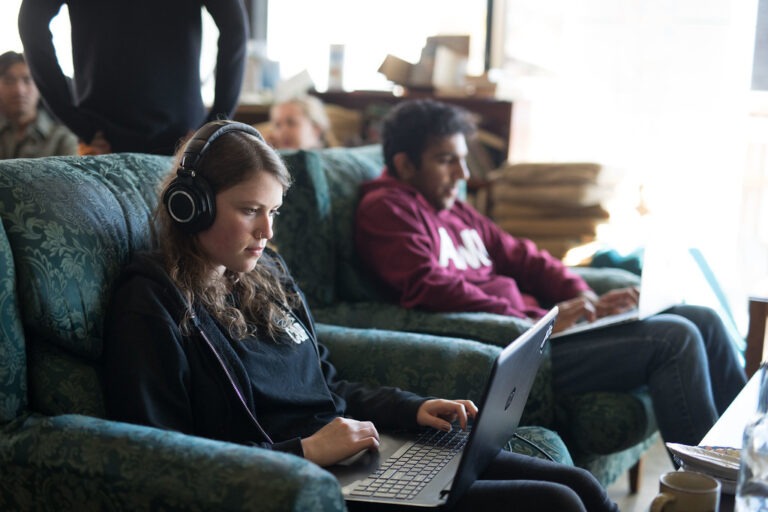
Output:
[268, 95, 337, 149]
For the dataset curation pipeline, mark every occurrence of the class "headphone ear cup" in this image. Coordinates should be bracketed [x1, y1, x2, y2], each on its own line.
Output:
[162, 120, 263, 234]
[163, 174, 216, 234]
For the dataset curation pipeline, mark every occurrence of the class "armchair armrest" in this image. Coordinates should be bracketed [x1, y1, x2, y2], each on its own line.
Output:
[570, 266, 640, 295]
[0, 413, 346, 512]
[316, 323, 499, 401]
[314, 302, 533, 347]
[316, 313, 555, 428]
[746, 296, 768, 378]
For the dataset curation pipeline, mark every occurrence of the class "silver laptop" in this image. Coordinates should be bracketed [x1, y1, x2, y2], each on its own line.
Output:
[551, 245, 685, 339]
[330, 307, 558, 508]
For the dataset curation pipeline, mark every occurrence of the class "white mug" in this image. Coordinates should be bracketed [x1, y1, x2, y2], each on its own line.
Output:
[650, 471, 721, 512]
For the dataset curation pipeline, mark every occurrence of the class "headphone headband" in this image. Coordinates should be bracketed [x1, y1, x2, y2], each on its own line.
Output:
[179, 120, 265, 174]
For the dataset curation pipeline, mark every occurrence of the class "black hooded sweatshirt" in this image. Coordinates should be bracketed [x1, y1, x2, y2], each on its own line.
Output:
[102, 250, 426, 456]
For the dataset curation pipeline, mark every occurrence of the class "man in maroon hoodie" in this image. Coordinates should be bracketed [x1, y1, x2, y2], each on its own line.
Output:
[355, 98, 746, 447]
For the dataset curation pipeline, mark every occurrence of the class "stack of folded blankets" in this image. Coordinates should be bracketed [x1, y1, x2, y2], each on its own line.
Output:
[486, 162, 614, 260]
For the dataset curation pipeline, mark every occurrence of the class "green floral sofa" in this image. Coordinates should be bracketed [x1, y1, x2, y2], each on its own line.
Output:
[0, 153, 570, 511]
[272, 145, 659, 489]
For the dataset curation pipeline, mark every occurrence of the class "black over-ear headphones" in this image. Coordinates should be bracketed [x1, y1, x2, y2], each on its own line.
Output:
[162, 120, 266, 234]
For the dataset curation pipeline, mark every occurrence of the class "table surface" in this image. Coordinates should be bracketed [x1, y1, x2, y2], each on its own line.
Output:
[700, 372, 760, 448]
[694, 370, 761, 511]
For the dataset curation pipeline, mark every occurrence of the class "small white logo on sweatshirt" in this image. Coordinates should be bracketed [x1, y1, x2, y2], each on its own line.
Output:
[437, 227, 492, 270]
[285, 316, 309, 344]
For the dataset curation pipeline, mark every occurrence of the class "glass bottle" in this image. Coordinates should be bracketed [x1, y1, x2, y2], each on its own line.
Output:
[736, 362, 768, 511]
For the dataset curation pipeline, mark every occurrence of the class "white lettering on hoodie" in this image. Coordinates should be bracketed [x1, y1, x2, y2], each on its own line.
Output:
[438, 227, 492, 270]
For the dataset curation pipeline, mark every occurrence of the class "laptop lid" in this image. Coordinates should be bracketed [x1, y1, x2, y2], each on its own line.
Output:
[442, 306, 557, 507]
[332, 307, 558, 508]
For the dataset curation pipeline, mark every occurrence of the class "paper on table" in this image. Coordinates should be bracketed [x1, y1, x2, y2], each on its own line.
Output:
[666, 442, 740, 493]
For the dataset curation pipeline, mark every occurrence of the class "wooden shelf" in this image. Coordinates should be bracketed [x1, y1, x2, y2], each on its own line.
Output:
[234, 90, 514, 166]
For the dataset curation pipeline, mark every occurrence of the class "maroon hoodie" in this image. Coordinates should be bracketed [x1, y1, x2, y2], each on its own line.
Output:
[355, 172, 591, 319]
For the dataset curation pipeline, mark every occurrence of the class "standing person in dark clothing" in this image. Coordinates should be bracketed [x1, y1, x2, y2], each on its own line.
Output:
[17, 0, 248, 155]
[101, 120, 618, 512]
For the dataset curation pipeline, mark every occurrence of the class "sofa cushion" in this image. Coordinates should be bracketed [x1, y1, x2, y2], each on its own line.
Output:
[0, 153, 172, 416]
[277, 145, 386, 308]
[317, 145, 385, 302]
[0, 413, 346, 511]
[0, 154, 170, 359]
[556, 390, 656, 456]
[571, 266, 640, 295]
[0, 220, 26, 422]
[27, 341, 105, 418]
[275, 150, 336, 308]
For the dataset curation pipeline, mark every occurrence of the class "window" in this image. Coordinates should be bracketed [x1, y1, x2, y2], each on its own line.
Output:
[491, 0, 762, 330]
[264, 1, 488, 91]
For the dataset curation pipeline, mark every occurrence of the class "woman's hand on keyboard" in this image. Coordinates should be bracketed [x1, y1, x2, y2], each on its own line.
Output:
[416, 399, 478, 432]
[301, 417, 380, 467]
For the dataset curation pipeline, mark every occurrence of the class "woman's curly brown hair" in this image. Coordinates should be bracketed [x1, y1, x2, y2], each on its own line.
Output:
[155, 127, 297, 340]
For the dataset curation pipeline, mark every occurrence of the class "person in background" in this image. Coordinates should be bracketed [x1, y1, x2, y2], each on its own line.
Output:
[17, 0, 248, 155]
[0, 51, 77, 159]
[268, 95, 336, 150]
[354, 98, 747, 448]
[102, 120, 618, 512]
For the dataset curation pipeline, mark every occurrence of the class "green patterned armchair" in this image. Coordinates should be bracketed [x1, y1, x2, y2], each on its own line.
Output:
[272, 145, 659, 490]
[0, 153, 570, 511]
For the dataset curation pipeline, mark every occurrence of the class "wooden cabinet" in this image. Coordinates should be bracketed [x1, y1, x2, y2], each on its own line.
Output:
[313, 90, 513, 166]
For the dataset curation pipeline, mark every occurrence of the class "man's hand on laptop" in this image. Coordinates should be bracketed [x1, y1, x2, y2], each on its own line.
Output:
[553, 293, 598, 333]
[417, 399, 478, 432]
[552, 287, 640, 333]
[594, 287, 640, 317]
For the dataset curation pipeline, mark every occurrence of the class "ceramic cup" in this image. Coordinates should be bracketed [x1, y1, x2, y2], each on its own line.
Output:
[650, 471, 721, 512]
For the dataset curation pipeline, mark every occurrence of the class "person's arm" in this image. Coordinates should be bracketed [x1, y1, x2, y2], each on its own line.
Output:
[102, 290, 196, 435]
[318, 341, 427, 430]
[356, 193, 534, 317]
[18, 0, 95, 142]
[204, 0, 248, 122]
[474, 205, 592, 306]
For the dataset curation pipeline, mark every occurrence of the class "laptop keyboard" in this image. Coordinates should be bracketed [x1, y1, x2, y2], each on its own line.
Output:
[349, 427, 470, 501]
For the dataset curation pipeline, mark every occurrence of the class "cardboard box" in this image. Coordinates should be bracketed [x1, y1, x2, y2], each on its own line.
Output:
[378, 35, 495, 96]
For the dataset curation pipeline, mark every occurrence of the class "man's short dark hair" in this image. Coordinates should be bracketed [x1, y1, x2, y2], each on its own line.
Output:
[380, 99, 477, 176]
[0, 51, 25, 78]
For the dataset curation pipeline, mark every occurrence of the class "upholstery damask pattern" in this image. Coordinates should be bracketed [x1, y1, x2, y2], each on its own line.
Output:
[316, 313, 554, 428]
[318, 323, 499, 402]
[0, 219, 26, 422]
[0, 154, 172, 416]
[316, 146, 385, 302]
[26, 341, 105, 418]
[275, 150, 336, 307]
[557, 391, 656, 456]
[0, 414, 346, 512]
[507, 426, 575, 467]
[0, 154, 170, 359]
